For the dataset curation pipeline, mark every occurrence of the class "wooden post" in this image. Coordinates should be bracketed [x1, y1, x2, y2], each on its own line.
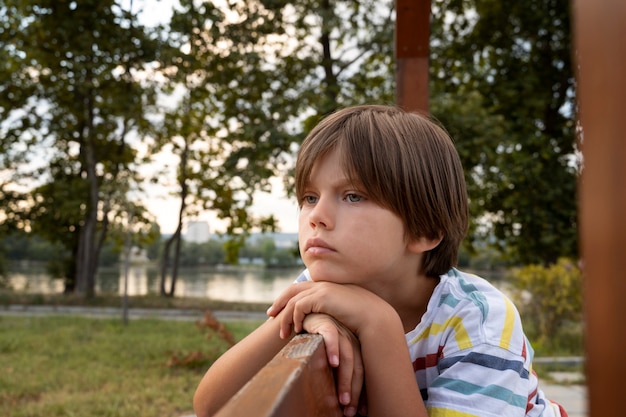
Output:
[574, 1, 626, 416]
[395, 0, 430, 114]
[214, 334, 342, 417]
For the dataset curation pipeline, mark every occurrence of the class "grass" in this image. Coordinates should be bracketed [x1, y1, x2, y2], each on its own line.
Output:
[0, 315, 263, 417]
[0, 288, 585, 415]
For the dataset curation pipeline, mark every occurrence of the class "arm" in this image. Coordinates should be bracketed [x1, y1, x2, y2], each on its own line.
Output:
[357, 305, 425, 417]
[269, 282, 428, 417]
[193, 315, 291, 417]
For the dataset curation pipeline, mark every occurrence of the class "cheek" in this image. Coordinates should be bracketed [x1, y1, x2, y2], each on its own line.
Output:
[298, 208, 311, 229]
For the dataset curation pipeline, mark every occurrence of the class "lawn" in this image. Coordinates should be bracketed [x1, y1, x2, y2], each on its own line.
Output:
[0, 315, 261, 417]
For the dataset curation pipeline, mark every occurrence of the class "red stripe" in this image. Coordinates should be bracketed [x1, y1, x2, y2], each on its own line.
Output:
[526, 387, 538, 413]
[412, 346, 444, 372]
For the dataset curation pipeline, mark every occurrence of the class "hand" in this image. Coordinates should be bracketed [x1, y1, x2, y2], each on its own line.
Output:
[303, 313, 367, 417]
[269, 281, 422, 417]
[267, 280, 394, 339]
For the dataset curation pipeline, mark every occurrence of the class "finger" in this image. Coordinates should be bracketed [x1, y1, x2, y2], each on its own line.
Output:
[292, 298, 310, 334]
[289, 290, 320, 334]
[278, 293, 308, 338]
[335, 334, 355, 408]
[277, 304, 295, 339]
[349, 341, 365, 416]
[267, 281, 312, 317]
[317, 325, 340, 368]
[267, 283, 298, 317]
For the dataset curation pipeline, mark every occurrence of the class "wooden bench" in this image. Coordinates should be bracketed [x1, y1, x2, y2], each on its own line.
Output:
[214, 333, 343, 417]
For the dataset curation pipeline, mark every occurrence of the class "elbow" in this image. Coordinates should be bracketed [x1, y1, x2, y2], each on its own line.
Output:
[193, 386, 219, 417]
[192, 390, 206, 417]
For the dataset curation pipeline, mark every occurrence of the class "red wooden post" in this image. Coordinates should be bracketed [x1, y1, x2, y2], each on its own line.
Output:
[395, 0, 430, 114]
[574, 0, 626, 416]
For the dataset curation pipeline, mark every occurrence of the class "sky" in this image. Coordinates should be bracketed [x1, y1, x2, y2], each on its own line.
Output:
[147, 177, 300, 235]
[127, 0, 300, 235]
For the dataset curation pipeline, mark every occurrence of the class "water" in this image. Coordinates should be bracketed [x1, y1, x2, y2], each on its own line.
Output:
[5, 263, 304, 304]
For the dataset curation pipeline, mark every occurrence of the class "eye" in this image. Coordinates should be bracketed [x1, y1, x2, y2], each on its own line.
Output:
[303, 195, 318, 205]
[345, 193, 363, 203]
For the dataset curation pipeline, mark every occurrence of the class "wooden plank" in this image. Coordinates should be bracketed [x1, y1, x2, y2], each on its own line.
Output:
[395, 0, 430, 113]
[573, 1, 626, 416]
[214, 334, 343, 417]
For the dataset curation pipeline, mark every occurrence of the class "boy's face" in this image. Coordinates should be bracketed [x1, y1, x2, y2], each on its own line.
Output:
[298, 148, 423, 291]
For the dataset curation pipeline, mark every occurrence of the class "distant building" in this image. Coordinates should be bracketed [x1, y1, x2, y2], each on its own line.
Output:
[185, 221, 210, 243]
[271, 232, 299, 249]
[247, 232, 298, 249]
[119, 246, 149, 264]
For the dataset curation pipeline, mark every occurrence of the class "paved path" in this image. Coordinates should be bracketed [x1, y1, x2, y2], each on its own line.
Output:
[0, 303, 267, 322]
[2, 304, 587, 416]
[542, 383, 587, 417]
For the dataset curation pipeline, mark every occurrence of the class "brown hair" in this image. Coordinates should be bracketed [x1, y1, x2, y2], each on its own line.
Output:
[295, 105, 469, 277]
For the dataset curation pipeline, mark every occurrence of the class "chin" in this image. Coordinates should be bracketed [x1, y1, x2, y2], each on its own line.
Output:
[307, 269, 349, 284]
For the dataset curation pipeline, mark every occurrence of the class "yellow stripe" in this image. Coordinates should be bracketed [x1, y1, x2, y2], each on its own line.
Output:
[499, 295, 515, 349]
[428, 406, 480, 417]
[410, 316, 473, 349]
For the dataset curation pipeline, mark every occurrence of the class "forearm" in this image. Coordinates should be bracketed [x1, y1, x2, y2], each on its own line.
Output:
[193, 316, 291, 417]
[359, 310, 428, 417]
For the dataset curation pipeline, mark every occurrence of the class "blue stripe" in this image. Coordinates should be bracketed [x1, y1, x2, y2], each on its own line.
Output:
[439, 352, 529, 379]
[457, 277, 489, 323]
[439, 293, 460, 308]
[431, 377, 527, 408]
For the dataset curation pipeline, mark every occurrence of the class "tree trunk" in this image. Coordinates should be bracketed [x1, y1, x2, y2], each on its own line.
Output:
[159, 99, 192, 297]
[76, 93, 99, 298]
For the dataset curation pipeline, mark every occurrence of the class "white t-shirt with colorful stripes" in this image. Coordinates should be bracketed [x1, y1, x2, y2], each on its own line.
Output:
[295, 268, 566, 416]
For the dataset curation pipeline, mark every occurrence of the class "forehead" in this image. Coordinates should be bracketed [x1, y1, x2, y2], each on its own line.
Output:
[306, 148, 353, 183]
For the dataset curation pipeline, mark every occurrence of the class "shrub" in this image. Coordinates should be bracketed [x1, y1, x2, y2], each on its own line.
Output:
[510, 258, 583, 351]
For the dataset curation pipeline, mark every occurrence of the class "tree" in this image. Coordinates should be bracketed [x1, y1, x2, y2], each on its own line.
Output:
[152, 0, 396, 295]
[0, 0, 160, 295]
[152, 0, 286, 295]
[430, 0, 578, 265]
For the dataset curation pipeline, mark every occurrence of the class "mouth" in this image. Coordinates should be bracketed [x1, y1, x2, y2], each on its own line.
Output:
[304, 237, 335, 254]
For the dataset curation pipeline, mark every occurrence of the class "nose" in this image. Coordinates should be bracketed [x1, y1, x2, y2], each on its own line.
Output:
[308, 196, 334, 230]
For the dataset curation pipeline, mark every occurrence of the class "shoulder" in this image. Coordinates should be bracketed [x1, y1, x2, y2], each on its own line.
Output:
[436, 269, 515, 320]
[417, 269, 526, 354]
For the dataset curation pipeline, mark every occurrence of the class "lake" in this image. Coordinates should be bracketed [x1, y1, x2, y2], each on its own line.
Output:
[4, 262, 304, 304]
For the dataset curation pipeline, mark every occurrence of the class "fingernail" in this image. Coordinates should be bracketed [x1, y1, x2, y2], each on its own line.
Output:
[330, 355, 339, 367]
[266, 306, 274, 316]
[340, 392, 350, 405]
[344, 406, 356, 416]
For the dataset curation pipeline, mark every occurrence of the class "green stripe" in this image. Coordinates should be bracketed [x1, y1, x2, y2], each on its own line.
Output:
[431, 377, 527, 408]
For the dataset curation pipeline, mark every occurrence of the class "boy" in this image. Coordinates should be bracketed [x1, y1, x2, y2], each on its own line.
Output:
[193, 105, 566, 417]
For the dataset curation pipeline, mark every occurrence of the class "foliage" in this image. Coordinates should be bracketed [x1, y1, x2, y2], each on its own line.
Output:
[0, 315, 259, 417]
[166, 311, 238, 370]
[0, 228, 300, 270]
[1, 0, 580, 296]
[430, 0, 578, 265]
[0, 0, 161, 296]
[509, 258, 583, 350]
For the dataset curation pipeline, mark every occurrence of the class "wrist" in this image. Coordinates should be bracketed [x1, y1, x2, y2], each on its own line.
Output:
[357, 302, 404, 341]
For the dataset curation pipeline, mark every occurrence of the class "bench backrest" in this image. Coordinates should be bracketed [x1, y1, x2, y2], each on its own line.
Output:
[214, 334, 343, 417]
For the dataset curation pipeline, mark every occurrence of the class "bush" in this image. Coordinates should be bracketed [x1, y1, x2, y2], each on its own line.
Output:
[509, 258, 583, 353]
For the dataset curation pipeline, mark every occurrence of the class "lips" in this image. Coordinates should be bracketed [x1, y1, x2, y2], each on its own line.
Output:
[304, 237, 335, 254]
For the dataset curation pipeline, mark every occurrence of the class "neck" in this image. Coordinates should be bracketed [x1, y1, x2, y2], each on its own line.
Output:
[388, 274, 439, 333]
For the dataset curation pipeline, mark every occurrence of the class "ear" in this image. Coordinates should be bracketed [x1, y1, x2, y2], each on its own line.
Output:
[407, 234, 443, 254]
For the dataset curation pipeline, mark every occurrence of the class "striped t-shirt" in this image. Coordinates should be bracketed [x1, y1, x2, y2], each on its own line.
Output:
[295, 268, 565, 417]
